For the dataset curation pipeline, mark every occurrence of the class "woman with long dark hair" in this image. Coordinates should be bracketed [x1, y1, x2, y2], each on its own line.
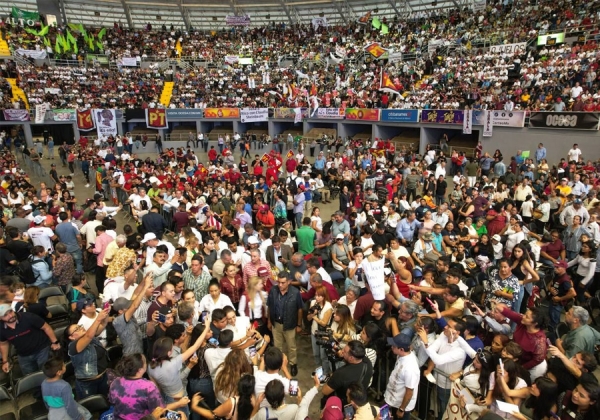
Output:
[505, 377, 560, 420]
[510, 243, 539, 313]
[191, 374, 258, 420]
[567, 241, 597, 302]
[187, 323, 216, 415]
[491, 359, 529, 417]
[558, 377, 600, 420]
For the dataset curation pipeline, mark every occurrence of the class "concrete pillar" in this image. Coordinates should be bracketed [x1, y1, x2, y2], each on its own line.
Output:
[73, 123, 80, 141]
[22, 123, 34, 148]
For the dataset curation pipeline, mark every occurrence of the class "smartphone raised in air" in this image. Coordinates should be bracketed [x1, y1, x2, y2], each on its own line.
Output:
[380, 404, 391, 420]
[289, 379, 299, 396]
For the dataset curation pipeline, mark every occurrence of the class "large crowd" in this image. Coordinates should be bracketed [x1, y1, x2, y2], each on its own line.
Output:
[2, 0, 600, 110]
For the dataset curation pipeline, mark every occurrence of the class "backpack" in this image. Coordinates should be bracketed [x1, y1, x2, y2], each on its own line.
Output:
[15, 256, 44, 285]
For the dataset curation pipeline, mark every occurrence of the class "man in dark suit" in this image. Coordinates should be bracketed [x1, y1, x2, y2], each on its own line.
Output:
[265, 235, 293, 269]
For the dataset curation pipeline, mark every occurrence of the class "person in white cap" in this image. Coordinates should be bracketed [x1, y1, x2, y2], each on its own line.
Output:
[240, 236, 265, 267]
[141, 232, 175, 267]
[27, 216, 57, 253]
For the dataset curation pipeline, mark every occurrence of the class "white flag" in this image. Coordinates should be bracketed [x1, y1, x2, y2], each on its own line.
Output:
[35, 104, 46, 124]
[295, 70, 309, 79]
[463, 109, 472, 134]
[483, 110, 493, 137]
[294, 108, 302, 124]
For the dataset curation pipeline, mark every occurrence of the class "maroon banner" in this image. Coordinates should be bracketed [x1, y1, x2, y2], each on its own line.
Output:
[146, 108, 168, 129]
[421, 109, 465, 124]
[76, 109, 95, 131]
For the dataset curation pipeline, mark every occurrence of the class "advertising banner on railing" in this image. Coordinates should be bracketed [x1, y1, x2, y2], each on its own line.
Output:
[345, 108, 380, 121]
[53, 109, 76, 121]
[473, 110, 526, 127]
[77, 109, 96, 131]
[119, 57, 137, 66]
[421, 110, 464, 124]
[34, 104, 46, 124]
[528, 112, 600, 130]
[463, 110, 472, 134]
[146, 108, 168, 129]
[489, 42, 527, 55]
[204, 108, 240, 119]
[15, 48, 47, 59]
[2, 109, 29, 121]
[166, 109, 204, 119]
[226, 15, 251, 26]
[380, 109, 419, 123]
[94, 109, 118, 138]
[316, 108, 345, 119]
[270, 108, 308, 119]
[483, 110, 493, 137]
[240, 108, 269, 123]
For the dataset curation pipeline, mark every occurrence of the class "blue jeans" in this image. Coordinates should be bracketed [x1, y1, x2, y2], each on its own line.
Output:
[18, 346, 50, 375]
[164, 394, 190, 417]
[75, 372, 108, 399]
[72, 249, 83, 274]
[295, 212, 303, 228]
[189, 377, 216, 419]
[437, 386, 451, 420]
[548, 302, 564, 341]
[218, 143, 224, 153]
[311, 334, 331, 375]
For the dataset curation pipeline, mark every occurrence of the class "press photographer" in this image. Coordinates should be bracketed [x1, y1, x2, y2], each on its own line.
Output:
[307, 285, 333, 377]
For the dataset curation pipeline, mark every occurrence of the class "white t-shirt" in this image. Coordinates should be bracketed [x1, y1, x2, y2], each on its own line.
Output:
[27, 226, 55, 251]
[103, 280, 135, 303]
[568, 148, 582, 162]
[78, 312, 107, 347]
[360, 237, 375, 257]
[253, 367, 290, 407]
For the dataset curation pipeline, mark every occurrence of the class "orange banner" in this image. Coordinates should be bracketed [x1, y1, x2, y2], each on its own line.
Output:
[204, 108, 241, 118]
[345, 108, 380, 121]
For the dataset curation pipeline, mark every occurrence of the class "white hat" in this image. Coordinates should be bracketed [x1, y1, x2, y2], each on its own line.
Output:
[34, 215, 45, 225]
[22, 205, 32, 211]
[492, 234, 501, 241]
[141, 232, 157, 243]
[336, 234, 345, 240]
[248, 236, 259, 245]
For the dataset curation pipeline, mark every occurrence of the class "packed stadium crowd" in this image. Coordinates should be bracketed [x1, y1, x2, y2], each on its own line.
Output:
[1, 0, 600, 110]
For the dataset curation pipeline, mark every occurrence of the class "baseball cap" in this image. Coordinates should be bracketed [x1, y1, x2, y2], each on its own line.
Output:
[257, 266, 270, 277]
[34, 215, 45, 225]
[248, 236, 259, 245]
[112, 297, 132, 312]
[0, 304, 12, 317]
[554, 260, 568, 269]
[492, 234, 501, 241]
[322, 396, 343, 420]
[261, 205, 269, 211]
[22, 205, 32, 211]
[76, 298, 95, 312]
[387, 333, 412, 350]
[422, 233, 434, 241]
[336, 234, 345, 240]
[141, 232, 157, 243]
[298, 184, 306, 191]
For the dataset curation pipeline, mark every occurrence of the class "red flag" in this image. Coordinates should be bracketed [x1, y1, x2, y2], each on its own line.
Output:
[76, 109, 95, 131]
[261, 154, 270, 163]
[146, 108, 168, 128]
[379, 70, 399, 95]
[286, 150, 294, 159]
[358, 11, 372, 25]
[310, 84, 317, 96]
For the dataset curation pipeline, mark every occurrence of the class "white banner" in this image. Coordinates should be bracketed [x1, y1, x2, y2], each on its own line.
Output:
[294, 108, 302, 124]
[94, 109, 118, 139]
[224, 55, 239, 64]
[240, 108, 268, 123]
[311, 17, 328, 30]
[34, 104, 46, 124]
[15, 48, 47, 59]
[225, 15, 251, 26]
[119, 57, 137, 66]
[483, 110, 493, 137]
[317, 108, 345, 119]
[44, 88, 61, 95]
[489, 42, 527, 55]
[472, 0, 487, 12]
[388, 51, 403, 62]
[463, 109, 472, 134]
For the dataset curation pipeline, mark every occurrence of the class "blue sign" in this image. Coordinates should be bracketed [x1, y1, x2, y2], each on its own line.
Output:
[166, 109, 204, 119]
[380, 109, 419, 123]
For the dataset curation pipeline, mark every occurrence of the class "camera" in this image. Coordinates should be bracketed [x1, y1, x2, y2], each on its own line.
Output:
[308, 304, 322, 314]
[314, 329, 339, 357]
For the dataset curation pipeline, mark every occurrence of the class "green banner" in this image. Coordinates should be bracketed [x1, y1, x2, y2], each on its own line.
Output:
[372, 17, 381, 29]
[381, 23, 389, 35]
[11, 7, 40, 22]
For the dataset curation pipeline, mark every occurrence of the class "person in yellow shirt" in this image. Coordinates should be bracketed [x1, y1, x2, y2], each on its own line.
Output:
[556, 177, 572, 198]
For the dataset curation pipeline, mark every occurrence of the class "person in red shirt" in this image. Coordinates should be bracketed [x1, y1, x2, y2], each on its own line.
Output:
[78, 136, 88, 149]
[265, 165, 278, 186]
[285, 156, 298, 176]
[208, 146, 218, 164]
[256, 205, 275, 231]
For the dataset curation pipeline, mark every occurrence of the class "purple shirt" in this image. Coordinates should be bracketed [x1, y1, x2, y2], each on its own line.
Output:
[109, 377, 164, 420]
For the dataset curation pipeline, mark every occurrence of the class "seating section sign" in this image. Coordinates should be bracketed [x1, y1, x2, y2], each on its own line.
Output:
[472, 110, 526, 127]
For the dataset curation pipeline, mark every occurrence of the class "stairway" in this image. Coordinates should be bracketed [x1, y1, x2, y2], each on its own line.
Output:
[159, 81, 174, 107]
[6, 78, 29, 110]
[0, 33, 10, 57]
[175, 40, 182, 57]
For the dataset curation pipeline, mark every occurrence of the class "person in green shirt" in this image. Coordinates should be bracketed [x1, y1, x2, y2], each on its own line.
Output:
[296, 217, 317, 256]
